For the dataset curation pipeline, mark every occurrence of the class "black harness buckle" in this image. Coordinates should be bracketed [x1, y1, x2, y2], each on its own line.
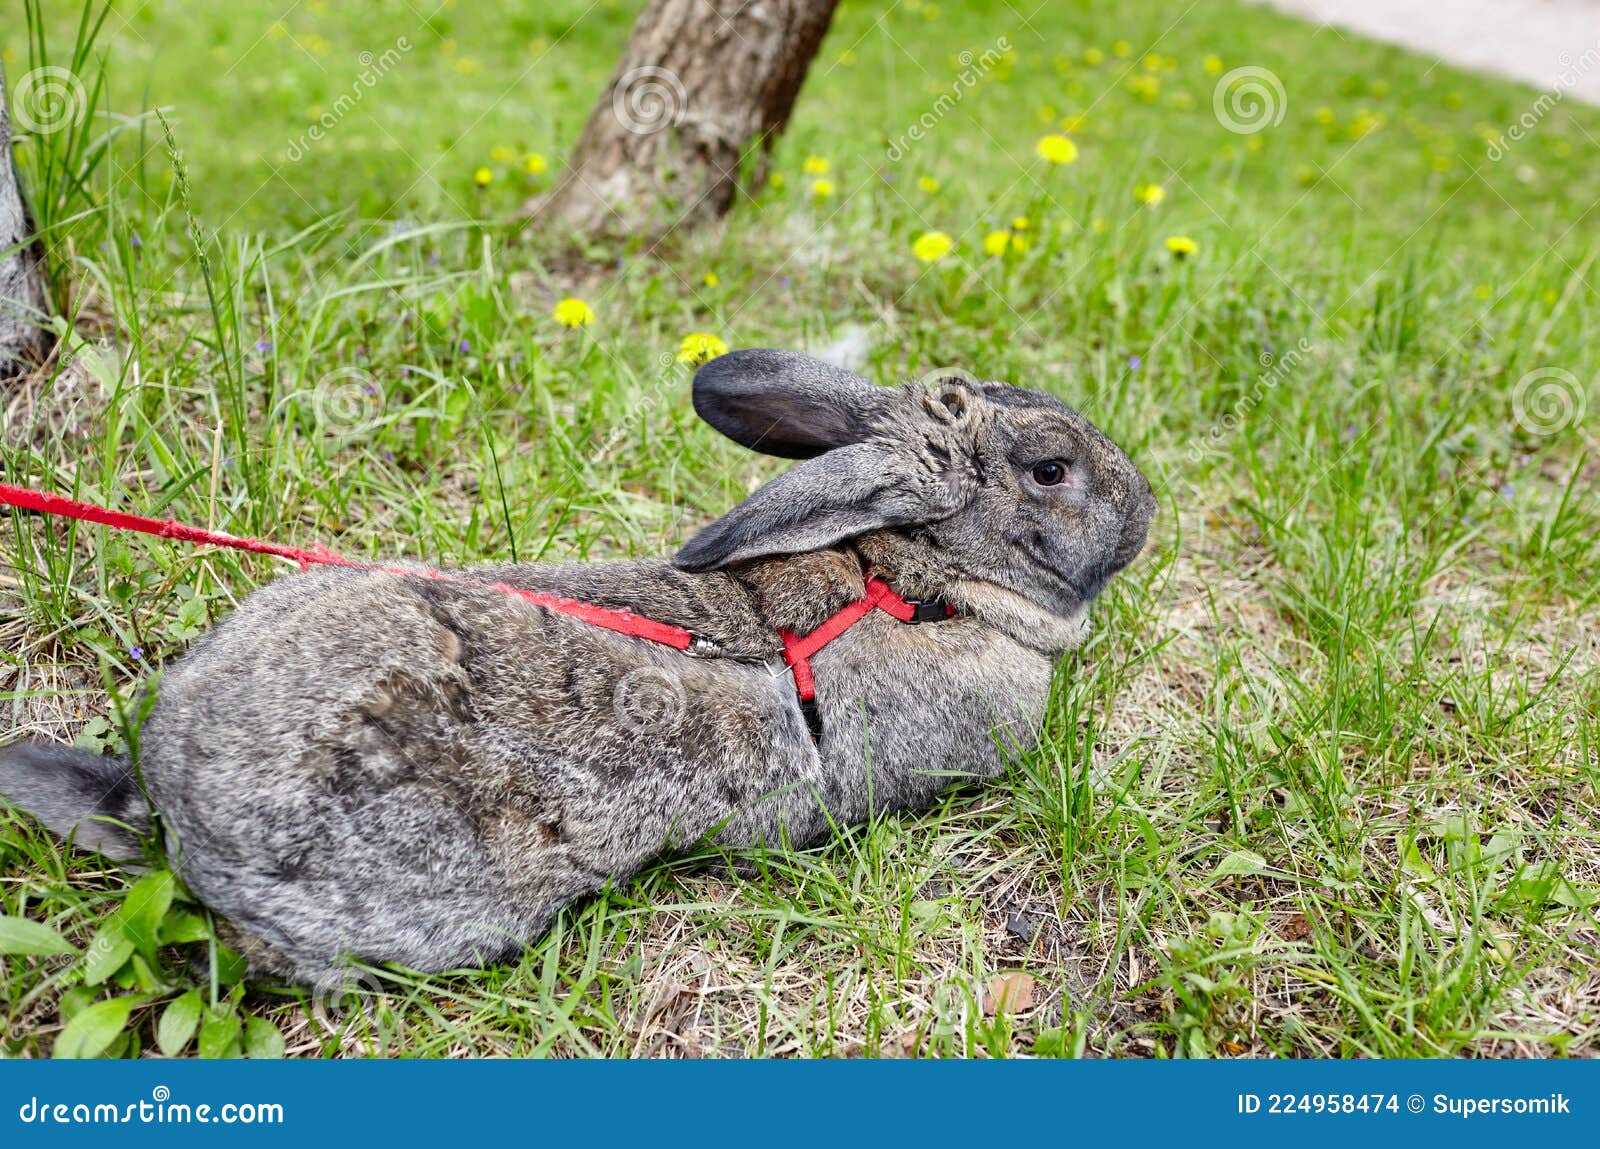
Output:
[903, 598, 954, 623]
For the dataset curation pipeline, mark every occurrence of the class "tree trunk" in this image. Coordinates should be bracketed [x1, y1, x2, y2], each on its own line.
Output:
[1, 66, 50, 378]
[532, 0, 839, 237]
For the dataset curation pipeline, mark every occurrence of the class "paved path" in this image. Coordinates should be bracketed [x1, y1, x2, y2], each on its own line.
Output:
[1262, 0, 1600, 104]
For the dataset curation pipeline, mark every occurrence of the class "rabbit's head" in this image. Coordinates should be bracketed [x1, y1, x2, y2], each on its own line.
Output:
[675, 351, 1156, 630]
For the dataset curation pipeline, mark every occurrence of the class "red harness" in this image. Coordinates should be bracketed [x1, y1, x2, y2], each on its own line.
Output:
[779, 576, 954, 738]
[0, 483, 952, 742]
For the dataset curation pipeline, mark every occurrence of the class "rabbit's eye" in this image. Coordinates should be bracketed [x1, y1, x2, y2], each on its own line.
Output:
[1032, 460, 1069, 486]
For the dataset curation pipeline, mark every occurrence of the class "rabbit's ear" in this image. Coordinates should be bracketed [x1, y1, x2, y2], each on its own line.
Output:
[693, 349, 885, 459]
[674, 442, 953, 572]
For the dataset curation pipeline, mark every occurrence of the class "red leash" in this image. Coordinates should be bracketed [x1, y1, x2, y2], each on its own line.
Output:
[1, 482, 955, 739]
[0, 481, 693, 651]
[0, 481, 353, 569]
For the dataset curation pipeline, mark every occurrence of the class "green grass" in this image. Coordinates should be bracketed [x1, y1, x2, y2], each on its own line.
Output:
[2, 0, 1597, 1058]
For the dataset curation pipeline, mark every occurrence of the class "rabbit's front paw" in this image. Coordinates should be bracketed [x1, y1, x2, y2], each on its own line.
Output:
[738, 549, 867, 633]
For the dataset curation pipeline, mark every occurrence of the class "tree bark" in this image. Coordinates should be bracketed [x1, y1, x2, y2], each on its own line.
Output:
[532, 0, 839, 237]
[1, 66, 50, 378]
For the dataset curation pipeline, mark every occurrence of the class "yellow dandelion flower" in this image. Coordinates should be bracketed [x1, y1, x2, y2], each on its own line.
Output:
[1315, 106, 1336, 126]
[918, 176, 941, 193]
[1037, 104, 1058, 124]
[703, 272, 720, 287]
[1112, 40, 1133, 58]
[1142, 53, 1163, 72]
[984, 230, 1012, 257]
[1135, 182, 1165, 206]
[1035, 134, 1078, 164]
[810, 178, 835, 198]
[677, 332, 730, 365]
[1347, 112, 1384, 140]
[473, 167, 494, 187]
[553, 297, 596, 328]
[769, 172, 786, 190]
[912, 231, 955, 262]
[1165, 235, 1198, 258]
[1011, 216, 1030, 231]
[1009, 232, 1030, 254]
[1083, 47, 1104, 66]
[1202, 53, 1224, 76]
[490, 144, 514, 164]
[802, 155, 830, 176]
[1127, 74, 1160, 100]
[522, 152, 548, 175]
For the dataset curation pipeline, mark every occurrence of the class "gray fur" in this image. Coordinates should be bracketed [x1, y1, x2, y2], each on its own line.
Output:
[1, 66, 51, 377]
[0, 351, 1155, 982]
[0, 743, 148, 857]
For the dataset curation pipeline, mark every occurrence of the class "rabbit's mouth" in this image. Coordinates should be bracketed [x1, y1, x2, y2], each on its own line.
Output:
[1014, 542, 1105, 609]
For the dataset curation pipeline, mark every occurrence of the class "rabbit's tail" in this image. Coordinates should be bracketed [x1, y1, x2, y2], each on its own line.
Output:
[0, 742, 149, 860]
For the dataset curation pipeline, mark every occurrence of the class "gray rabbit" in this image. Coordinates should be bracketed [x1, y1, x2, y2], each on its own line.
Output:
[0, 350, 1155, 983]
